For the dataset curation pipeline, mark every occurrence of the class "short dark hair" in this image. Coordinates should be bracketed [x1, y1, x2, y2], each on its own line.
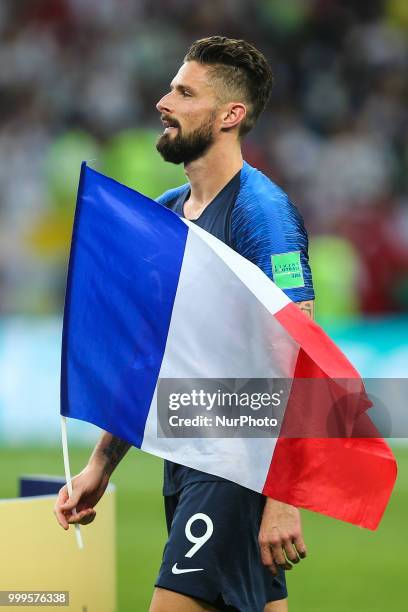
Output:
[184, 36, 273, 136]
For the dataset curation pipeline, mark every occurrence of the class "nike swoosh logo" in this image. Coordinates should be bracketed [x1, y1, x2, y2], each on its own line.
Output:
[171, 563, 204, 574]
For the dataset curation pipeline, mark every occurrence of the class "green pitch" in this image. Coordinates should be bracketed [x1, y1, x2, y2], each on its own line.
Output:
[0, 445, 406, 611]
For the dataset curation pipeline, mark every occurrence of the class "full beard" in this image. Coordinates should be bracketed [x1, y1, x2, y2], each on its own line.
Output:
[156, 114, 216, 165]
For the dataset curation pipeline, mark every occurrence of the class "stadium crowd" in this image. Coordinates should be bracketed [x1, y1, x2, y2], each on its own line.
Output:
[0, 0, 407, 316]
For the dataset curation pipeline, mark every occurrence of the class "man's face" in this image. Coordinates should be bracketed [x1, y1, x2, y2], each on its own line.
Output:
[156, 61, 219, 164]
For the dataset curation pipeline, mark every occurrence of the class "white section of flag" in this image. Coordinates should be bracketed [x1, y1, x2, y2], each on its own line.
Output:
[141, 224, 300, 491]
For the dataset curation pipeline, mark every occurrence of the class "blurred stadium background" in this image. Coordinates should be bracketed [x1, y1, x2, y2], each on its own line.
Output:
[0, 0, 407, 610]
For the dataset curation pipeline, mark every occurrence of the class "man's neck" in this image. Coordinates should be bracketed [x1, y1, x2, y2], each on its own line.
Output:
[183, 141, 243, 217]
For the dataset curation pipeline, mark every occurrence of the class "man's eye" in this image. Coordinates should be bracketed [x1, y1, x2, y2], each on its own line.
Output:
[181, 90, 191, 97]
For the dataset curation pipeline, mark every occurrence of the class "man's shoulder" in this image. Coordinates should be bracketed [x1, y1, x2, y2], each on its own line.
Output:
[156, 183, 189, 207]
[238, 162, 305, 232]
[232, 162, 309, 261]
[240, 161, 290, 211]
[235, 163, 314, 300]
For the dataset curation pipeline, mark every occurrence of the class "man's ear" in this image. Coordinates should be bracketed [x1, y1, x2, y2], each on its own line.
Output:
[220, 102, 247, 131]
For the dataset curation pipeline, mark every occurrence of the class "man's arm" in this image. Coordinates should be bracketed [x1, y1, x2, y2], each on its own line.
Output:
[54, 431, 130, 529]
[93, 432, 131, 478]
[296, 299, 314, 320]
[259, 300, 314, 575]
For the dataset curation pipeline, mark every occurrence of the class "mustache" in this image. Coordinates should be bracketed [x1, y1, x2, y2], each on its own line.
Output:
[161, 114, 181, 129]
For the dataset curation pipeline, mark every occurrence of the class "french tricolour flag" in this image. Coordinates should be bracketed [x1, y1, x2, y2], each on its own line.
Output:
[61, 163, 397, 530]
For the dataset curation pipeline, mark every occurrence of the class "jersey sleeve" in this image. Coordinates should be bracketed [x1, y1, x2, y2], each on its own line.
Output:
[231, 185, 315, 302]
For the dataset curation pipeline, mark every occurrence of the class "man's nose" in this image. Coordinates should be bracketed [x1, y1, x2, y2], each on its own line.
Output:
[156, 92, 172, 114]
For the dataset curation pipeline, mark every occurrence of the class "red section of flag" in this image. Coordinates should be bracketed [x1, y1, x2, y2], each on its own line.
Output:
[263, 436, 397, 529]
[264, 303, 397, 530]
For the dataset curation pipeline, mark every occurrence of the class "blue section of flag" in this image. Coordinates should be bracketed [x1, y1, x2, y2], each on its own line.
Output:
[61, 163, 188, 446]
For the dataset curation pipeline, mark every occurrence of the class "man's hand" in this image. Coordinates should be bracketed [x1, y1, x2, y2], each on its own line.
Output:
[54, 464, 109, 530]
[54, 432, 130, 530]
[258, 498, 307, 575]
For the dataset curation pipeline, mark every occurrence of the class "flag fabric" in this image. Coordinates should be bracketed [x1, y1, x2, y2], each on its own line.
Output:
[61, 162, 397, 530]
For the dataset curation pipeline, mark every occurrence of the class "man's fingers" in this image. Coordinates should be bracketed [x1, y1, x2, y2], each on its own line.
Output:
[54, 484, 96, 530]
[283, 539, 300, 564]
[293, 534, 307, 559]
[54, 487, 70, 530]
[271, 549, 292, 570]
[67, 508, 96, 525]
[60, 488, 82, 511]
[259, 541, 279, 575]
[259, 541, 274, 567]
[79, 510, 96, 525]
[54, 507, 69, 530]
[270, 537, 292, 570]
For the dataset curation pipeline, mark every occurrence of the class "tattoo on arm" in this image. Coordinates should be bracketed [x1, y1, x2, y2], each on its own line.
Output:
[102, 436, 130, 474]
[296, 300, 314, 320]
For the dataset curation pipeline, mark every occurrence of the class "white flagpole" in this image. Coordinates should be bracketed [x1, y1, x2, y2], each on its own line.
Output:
[60, 415, 84, 550]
